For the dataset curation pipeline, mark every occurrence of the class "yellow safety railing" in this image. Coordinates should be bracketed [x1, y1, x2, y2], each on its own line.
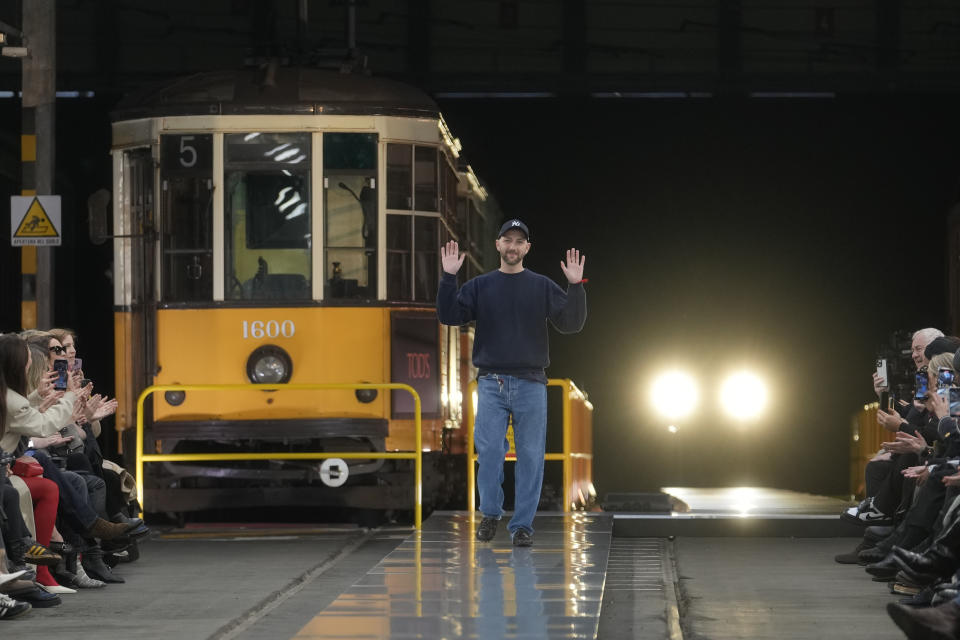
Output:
[134, 383, 423, 528]
[466, 378, 593, 513]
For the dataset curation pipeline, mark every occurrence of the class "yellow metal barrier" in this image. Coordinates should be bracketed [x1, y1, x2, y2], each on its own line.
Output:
[134, 383, 423, 528]
[466, 378, 594, 513]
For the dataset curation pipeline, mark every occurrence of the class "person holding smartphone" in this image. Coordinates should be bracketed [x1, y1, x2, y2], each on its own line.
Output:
[437, 220, 587, 547]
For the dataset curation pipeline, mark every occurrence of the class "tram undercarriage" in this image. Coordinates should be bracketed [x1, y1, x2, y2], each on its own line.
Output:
[139, 419, 465, 516]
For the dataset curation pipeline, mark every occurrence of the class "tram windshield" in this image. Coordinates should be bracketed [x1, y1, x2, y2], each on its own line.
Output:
[323, 133, 377, 300]
[224, 133, 312, 301]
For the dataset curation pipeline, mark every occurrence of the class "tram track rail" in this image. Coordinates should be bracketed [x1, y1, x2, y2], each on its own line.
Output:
[208, 528, 378, 640]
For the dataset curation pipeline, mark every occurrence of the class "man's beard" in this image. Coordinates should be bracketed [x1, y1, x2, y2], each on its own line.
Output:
[501, 250, 522, 265]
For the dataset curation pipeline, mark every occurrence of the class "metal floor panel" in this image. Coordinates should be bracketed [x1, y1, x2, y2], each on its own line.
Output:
[292, 512, 613, 639]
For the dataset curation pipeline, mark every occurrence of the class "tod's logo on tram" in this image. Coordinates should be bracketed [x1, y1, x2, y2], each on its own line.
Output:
[97, 66, 595, 522]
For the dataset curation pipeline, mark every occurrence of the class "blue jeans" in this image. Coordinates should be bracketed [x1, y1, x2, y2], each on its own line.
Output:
[474, 374, 547, 535]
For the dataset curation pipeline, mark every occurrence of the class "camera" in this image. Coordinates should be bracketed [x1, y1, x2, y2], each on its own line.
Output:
[951, 388, 960, 419]
[876, 330, 916, 402]
[52, 359, 68, 391]
[915, 369, 930, 401]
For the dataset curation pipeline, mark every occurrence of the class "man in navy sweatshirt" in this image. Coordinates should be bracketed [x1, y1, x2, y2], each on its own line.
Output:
[437, 219, 587, 546]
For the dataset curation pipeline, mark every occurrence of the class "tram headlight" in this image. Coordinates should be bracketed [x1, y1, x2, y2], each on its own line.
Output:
[650, 371, 699, 419]
[246, 345, 293, 384]
[719, 371, 768, 420]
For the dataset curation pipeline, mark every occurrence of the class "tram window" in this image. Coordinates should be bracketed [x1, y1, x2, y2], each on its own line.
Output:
[387, 144, 412, 210]
[386, 215, 411, 301]
[224, 133, 311, 301]
[414, 147, 438, 212]
[414, 217, 439, 302]
[324, 133, 378, 299]
[160, 134, 213, 302]
[161, 177, 213, 301]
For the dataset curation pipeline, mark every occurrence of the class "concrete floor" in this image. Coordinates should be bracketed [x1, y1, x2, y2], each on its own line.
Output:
[2, 532, 911, 640]
[1, 528, 405, 640]
[675, 537, 905, 640]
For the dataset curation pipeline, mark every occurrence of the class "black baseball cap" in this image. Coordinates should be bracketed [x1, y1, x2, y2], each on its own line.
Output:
[497, 219, 529, 239]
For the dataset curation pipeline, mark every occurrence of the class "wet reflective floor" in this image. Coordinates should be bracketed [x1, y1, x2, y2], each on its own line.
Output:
[292, 513, 613, 640]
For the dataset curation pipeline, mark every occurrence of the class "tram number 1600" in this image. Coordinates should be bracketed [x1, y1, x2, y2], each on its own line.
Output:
[242, 320, 296, 339]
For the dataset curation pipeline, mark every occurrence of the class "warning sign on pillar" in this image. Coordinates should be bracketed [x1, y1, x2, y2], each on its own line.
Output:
[10, 196, 61, 246]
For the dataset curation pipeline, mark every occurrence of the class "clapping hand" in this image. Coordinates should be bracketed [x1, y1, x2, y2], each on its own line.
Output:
[903, 465, 931, 486]
[92, 397, 118, 421]
[877, 408, 906, 432]
[881, 431, 927, 455]
[38, 390, 64, 413]
[440, 240, 466, 275]
[943, 471, 960, 487]
[559, 248, 585, 284]
[83, 394, 105, 424]
[31, 434, 73, 450]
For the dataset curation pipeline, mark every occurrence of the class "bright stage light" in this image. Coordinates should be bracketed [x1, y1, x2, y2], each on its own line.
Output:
[650, 371, 699, 419]
[720, 371, 768, 420]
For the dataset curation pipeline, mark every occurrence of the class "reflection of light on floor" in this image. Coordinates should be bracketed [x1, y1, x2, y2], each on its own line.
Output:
[661, 487, 767, 517]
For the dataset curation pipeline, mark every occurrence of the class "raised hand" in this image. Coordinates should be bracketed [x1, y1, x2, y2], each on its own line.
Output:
[39, 370, 57, 397]
[92, 397, 118, 421]
[559, 248, 585, 284]
[38, 391, 64, 413]
[880, 431, 927, 455]
[83, 394, 104, 423]
[876, 407, 906, 432]
[441, 240, 466, 275]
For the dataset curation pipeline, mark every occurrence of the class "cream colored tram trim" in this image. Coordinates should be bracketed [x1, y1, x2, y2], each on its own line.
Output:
[213, 132, 225, 301]
[311, 131, 323, 301]
[112, 150, 130, 307]
[377, 138, 387, 300]
[151, 115, 439, 145]
[156, 115, 377, 134]
[152, 141, 162, 303]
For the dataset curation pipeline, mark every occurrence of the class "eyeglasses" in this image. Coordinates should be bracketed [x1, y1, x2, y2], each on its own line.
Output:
[48, 345, 66, 355]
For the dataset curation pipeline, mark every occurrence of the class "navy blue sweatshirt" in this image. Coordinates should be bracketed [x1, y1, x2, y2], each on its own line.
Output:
[436, 269, 587, 384]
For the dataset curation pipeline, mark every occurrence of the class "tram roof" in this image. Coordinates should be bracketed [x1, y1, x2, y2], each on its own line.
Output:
[111, 67, 439, 121]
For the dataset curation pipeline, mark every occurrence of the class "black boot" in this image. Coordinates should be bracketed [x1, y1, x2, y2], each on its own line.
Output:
[866, 553, 902, 579]
[887, 600, 960, 639]
[893, 544, 959, 581]
[860, 522, 906, 563]
[50, 542, 77, 588]
[81, 545, 124, 584]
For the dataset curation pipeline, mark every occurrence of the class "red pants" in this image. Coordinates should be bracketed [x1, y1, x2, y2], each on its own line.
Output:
[21, 475, 60, 586]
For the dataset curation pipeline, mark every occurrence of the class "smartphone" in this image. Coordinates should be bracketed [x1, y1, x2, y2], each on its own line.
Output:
[52, 359, 68, 391]
[79, 378, 93, 389]
[915, 371, 930, 401]
[950, 388, 960, 417]
[880, 390, 893, 412]
[70, 357, 82, 373]
[877, 358, 889, 388]
[939, 368, 956, 389]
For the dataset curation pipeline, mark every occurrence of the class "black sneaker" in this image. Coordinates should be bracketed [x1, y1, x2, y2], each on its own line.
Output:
[512, 529, 533, 547]
[0, 593, 31, 619]
[476, 517, 498, 542]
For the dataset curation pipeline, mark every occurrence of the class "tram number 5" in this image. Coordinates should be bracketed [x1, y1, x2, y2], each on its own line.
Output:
[178, 136, 198, 168]
[242, 320, 296, 339]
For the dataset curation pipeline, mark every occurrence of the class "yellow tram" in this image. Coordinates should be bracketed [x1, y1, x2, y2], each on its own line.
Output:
[107, 67, 593, 518]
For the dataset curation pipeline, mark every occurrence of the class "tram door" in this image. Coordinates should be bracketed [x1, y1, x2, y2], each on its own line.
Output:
[323, 133, 378, 299]
[116, 148, 157, 438]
